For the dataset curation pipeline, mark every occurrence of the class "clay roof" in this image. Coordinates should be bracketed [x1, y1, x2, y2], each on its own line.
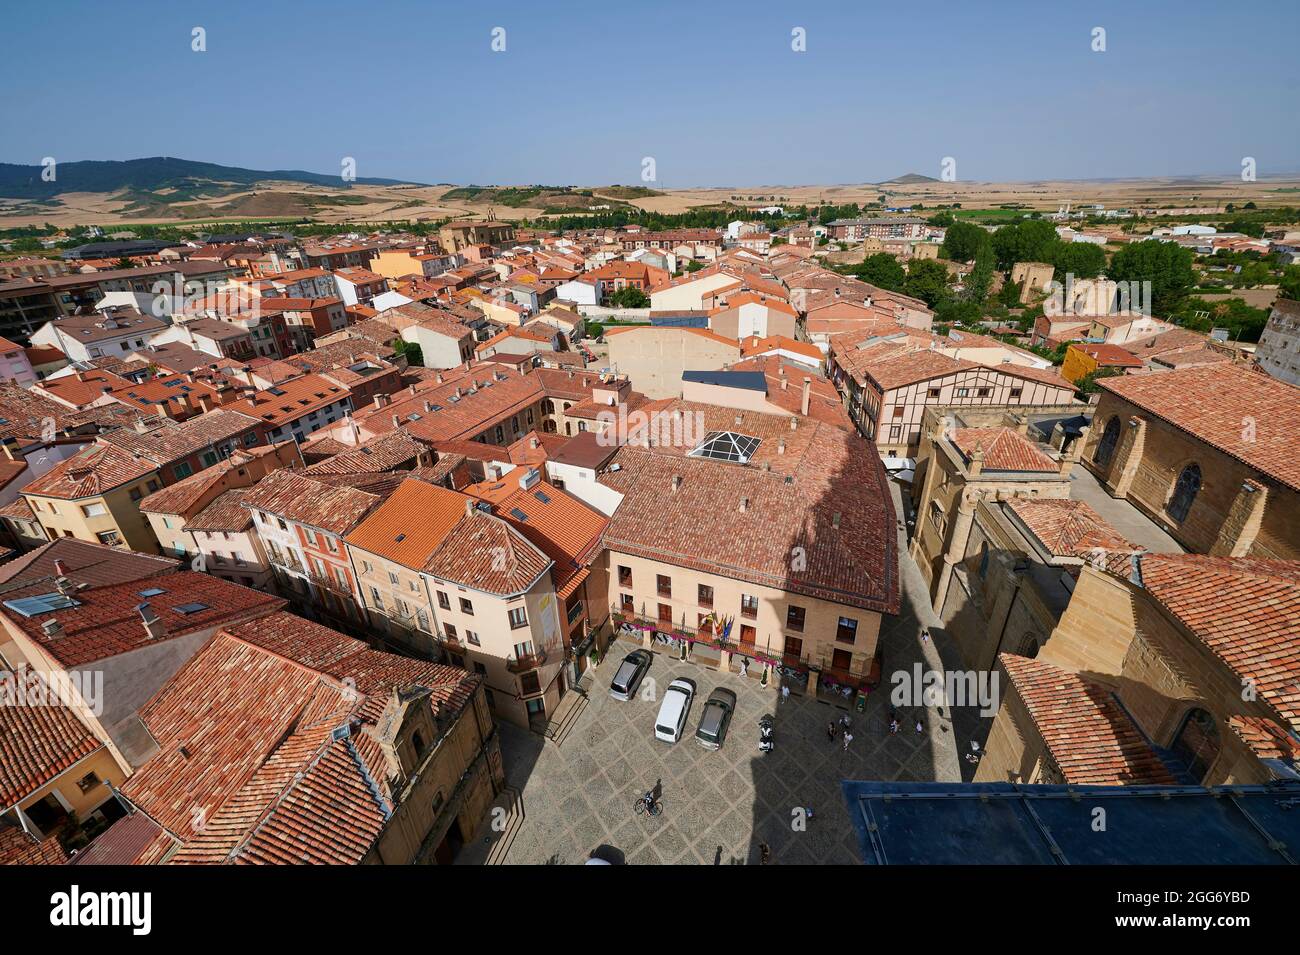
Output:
[0, 538, 176, 591]
[2, 571, 283, 668]
[1005, 499, 1135, 558]
[224, 374, 350, 427]
[951, 428, 1058, 472]
[344, 479, 473, 569]
[1098, 364, 1300, 491]
[303, 430, 427, 476]
[121, 612, 477, 864]
[0, 820, 70, 864]
[0, 667, 103, 809]
[1134, 555, 1300, 724]
[98, 409, 262, 465]
[999, 653, 1177, 785]
[240, 470, 385, 535]
[600, 404, 897, 614]
[185, 488, 256, 533]
[21, 441, 157, 499]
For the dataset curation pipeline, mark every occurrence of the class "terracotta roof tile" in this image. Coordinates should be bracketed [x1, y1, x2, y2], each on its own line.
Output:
[0, 667, 104, 808]
[951, 428, 1058, 472]
[1000, 653, 1177, 785]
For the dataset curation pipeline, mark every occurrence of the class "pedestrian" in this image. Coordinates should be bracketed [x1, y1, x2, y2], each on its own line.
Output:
[915, 719, 924, 734]
[759, 842, 771, 865]
[827, 721, 837, 742]
[839, 713, 851, 730]
[780, 685, 790, 705]
[842, 730, 854, 752]
[921, 628, 930, 643]
[889, 717, 900, 734]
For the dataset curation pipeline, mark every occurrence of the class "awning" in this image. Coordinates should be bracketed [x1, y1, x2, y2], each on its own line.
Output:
[881, 456, 916, 472]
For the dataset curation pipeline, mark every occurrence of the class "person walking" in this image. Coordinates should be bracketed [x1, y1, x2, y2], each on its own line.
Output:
[780, 685, 790, 705]
[827, 720, 837, 742]
[915, 719, 924, 734]
[759, 842, 771, 865]
[842, 730, 854, 752]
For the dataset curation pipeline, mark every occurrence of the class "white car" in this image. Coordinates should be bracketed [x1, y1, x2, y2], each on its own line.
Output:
[654, 678, 696, 743]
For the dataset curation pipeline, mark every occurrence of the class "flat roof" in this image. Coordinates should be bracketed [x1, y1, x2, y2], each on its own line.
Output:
[843, 781, 1300, 865]
[681, 369, 768, 393]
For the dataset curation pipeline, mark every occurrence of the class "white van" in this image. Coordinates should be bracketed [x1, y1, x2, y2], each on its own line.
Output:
[654, 679, 696, 743]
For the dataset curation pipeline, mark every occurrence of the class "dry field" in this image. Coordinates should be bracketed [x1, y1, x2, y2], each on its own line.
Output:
[3, 174, 1298, 229]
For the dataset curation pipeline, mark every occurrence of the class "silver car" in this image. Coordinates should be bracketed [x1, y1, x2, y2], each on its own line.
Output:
[609, 649, 651, 702]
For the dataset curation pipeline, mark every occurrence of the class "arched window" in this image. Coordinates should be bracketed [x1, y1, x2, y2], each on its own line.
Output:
[1167, 463, 1201, 523]
[411, 730, 426, 757]
[1171, 707, 1220, 782]
[978, 541, 990, 579]
[1094, 416, 1120, 469]
[1014, 633, 1041, 659]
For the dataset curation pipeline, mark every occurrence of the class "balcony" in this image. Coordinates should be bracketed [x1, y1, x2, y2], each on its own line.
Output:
[435, 631, 467, 652]
[270, 551, 305, 574]
[611, 603, 700, 641]
[506, 648, 549, 673]
[305, 568, 351, 596]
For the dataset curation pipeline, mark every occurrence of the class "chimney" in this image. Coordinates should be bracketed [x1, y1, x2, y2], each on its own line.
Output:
[801, 377, 811, 416]
[671, 474, 682, 492]
[137, 602, 164, 640]
[968, 444, 984, 477]
[391, 414, 401, 428]
[55, 575, 75, 596]
[424, 401, 434, 412]
[790, 417, 798, 431]
[436, 372, 444, 383]
[781, 377, 788, 391]
[778, 439, 785, 455]
[831, 511, 842, 529]
[530, 436, 539, 449]
[465, 498, 477, 516]
[739, 497, 749, 512]
[408, 384, 418, 396]
[134, 418, 150, 434]
[53, 559, 69, 576]
[372, 394, 388, 410]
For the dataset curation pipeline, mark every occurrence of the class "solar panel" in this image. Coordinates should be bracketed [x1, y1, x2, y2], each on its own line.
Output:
[688, 431, 761, 464]
[3, 593, 80, 617]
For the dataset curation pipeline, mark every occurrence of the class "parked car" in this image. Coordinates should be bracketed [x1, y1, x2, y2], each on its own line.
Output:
[654, 678, 696, 743]
[609, 649, 651, 701]
[695, 687, 737, 750]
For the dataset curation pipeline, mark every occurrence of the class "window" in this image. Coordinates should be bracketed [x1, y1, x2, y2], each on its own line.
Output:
[444, 623, 457, 639]
[956, 387, 969, 398]
[656, 574, 671, 597]
[1171, 708, 1221, 784]
[80, 502, 107, 517]
[786, 605, 805, 632]
[657, 602, 673, 623]
[460, 597, 474, 615]
[362, 560, 374, 574]
[416, 609, 430, 632]
[892, 407, 904, 418]
[739, 624, 756, 647]
[129, 487, 143, 502]
[1094, 416, 1120, 469]
[173, 461, 193, 480]
[76, 771, 101, 793]
[146, 480, 159, 493]
[618, 565, 632, 588]
[927, 388, 941, 398]
[388, 571, 400, 586]
[1009, 388, 1022, 399]
[520, 672, 541, 696]
[740, 594, 758, 618]
[437, 591, 451, 610]
[508, 607, 528, 629]
[370, 587, 384, 609]
[976, 387, 990, 397]
[466, 630, 481, 646]
[96, 530, 121, 546]
[1167, 463, 1201, 524]
[836, 616, 858, 644]
[698, 584, 713, 608]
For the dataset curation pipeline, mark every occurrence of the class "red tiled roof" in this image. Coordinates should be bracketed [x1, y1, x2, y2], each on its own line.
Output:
[1134, 555, 1300, 725]
[3, 571, 284, 668]
[0, 821, 70, 864]
[1098, 364, 1300, 491]
[0, 668, 103, 808]
[21, 442, 157, 499]
[1000, 654, 1177, 785]
[951, 428, 1058, 472]
[0, 538, 177, 590]
[1004, 499, 1135, 558]
[240, 469, 384, 535]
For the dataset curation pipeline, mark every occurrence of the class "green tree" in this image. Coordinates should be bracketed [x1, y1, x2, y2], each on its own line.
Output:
[391, 338, 423, 367]
[902, 258, 951, 308]
[1279, 265, 1300, 301]
[940, 221, 989, 263]
[609, 286, 650, 308]
[990, 219, 1058, 270]
[998, 279, 1023, 309]
[852, 252, 906, 291]
[964, 242, 994, 304]
[1047, 240, 1106, 280]
[1077, 366, 1124, 395]
[1108, 240, 1195, 314]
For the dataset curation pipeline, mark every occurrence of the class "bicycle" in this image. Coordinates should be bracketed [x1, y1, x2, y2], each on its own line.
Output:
[633, 793, 662, 817]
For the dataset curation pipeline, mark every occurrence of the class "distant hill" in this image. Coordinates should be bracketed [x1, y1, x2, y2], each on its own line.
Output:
[0, 157, 422, 199]
[879, 173, 940, 185]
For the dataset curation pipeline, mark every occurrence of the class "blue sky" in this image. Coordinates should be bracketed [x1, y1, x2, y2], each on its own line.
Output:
[3, 0, 1298, 186]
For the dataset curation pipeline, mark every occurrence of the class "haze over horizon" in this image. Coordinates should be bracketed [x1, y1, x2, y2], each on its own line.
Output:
[3, 0, 1298, 189]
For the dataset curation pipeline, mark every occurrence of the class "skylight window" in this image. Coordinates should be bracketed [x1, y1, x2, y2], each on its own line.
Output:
[509, 507, 529, 521]
[138, 587, 167, 598]
[4, 593, 80, 617]
[174, 602, 210, 615]
[688, 431, 761, 464]
[533, 490, 551, 504]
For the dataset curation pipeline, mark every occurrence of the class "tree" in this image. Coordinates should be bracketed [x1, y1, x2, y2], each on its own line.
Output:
[964, 242, 994, 304]
[609, 286, 650, 308]
[1279, 265, 1300, 301]
[1077, 366, 1124, 395]
[940, 221, 989, 263]
[998, 279, 1023, 309]
[902, 258, 952, 308]
[391, 338, 423, 367]
[1108, 240, 1195, 314]
[990, 219, 1058, 271]
[926, 210, 955, 228]
[852, 253, 906, 291]
[1046, 240, 1106, 280]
